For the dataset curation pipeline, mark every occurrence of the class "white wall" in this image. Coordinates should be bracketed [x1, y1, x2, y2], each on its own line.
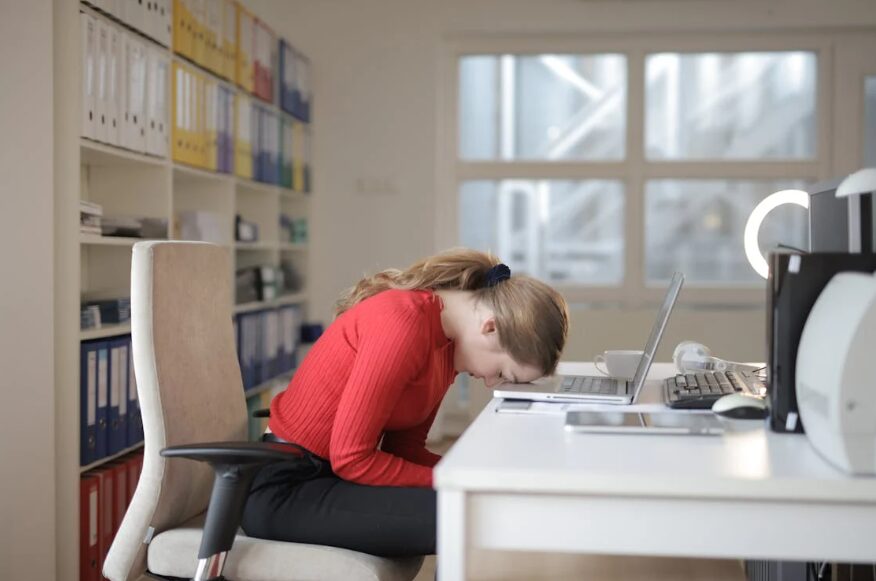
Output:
[0, 1, 56, 579]
[249, 0, 875, 367]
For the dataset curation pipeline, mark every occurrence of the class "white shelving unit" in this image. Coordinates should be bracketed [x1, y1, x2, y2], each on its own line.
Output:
[55, 2, 312, 579]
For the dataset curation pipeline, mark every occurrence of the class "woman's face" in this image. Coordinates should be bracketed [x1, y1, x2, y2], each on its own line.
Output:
[453, 317, 543, 388]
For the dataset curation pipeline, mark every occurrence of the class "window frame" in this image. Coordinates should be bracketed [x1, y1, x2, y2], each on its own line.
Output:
[436, 32, 846, 307]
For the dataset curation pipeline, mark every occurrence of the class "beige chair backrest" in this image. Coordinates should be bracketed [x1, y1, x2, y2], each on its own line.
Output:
[104, 241, 248, 581]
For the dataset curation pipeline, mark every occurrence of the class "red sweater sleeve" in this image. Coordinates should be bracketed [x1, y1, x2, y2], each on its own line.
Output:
[382, 406, 443, 468]
[329, 303, 434, 487]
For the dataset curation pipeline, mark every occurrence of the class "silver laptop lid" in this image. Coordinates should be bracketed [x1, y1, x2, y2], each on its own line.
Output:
[628, 272, 685, 401]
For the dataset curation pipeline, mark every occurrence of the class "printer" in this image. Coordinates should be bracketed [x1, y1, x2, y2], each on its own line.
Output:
[796, 271, 876, 475]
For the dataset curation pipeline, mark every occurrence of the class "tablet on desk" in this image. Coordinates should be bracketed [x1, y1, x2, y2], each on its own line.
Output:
[564, 410, 724, 435]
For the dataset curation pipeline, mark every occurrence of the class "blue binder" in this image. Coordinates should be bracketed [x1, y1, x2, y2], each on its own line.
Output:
[95, 342, 110, 461]
[126, 336, 142, 446]
[107, 338, 128, 454]
[80, 341, 100, 466]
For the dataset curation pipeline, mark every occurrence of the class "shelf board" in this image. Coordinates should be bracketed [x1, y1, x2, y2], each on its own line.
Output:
[80, 234, 149, 246]
[235, 241, 276, 251]
[280, 189, 308, 202]
[80, 323, 132, 341]
[173, 163, 234, 184]
[80, 138, 168, 168]
[80, 442, 144, 474]
[244, 371, 295, 399]
[279, 242, 307, 251]
[234, 293, 307, 314]
[236, 178, 280, 196]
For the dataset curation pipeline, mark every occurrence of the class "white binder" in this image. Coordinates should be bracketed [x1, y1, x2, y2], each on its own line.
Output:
[107, 24, 122, 146]
[80, 12, 97, 140]
[157, 0, 172, 47]
[145, 46, 167, 156]
[95, 19, 110, 143]
[124, 34, 147, 152]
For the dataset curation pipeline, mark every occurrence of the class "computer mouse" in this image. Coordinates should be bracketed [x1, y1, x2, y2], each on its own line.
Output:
[711, 393, 768, 420]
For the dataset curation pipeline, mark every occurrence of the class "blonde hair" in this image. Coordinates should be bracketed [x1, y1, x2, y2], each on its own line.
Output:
[335, 248, 569, 375]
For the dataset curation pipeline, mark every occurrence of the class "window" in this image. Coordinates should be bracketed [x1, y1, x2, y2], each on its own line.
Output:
[452, 44, 822, 301]
[459, 54, 627, 161]
[460, 180, 625, 285]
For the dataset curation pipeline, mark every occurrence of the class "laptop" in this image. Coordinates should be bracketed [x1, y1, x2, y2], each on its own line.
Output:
[493, 272, 684, 404]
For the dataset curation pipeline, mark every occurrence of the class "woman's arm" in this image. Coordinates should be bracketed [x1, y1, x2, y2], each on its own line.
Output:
[329, 304, 435, 487]
[381, 407, 442, 467]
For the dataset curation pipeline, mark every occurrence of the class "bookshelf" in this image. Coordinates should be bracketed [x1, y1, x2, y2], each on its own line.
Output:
[55, 1, 313, 579]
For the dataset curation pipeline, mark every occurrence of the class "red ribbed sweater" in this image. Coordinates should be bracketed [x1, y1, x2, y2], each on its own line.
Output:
[269, 289, 456, 488]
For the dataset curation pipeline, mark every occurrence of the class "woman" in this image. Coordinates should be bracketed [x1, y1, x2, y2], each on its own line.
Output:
[241, 248, 569, 557]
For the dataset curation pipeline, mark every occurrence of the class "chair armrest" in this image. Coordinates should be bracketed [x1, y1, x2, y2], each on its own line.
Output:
[160, 440, 301, 464]
[160, 440, 314, 561]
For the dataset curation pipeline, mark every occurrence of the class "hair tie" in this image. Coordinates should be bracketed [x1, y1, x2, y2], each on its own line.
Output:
[485, 263, 511, 287]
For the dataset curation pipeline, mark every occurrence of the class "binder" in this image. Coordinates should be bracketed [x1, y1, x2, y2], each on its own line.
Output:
[110, 462, 128, 534]
[190, 0, 206, 67]
[107, 23, 122, 146]
[173, 0, 190, 59]
[235, 2, 254, 93]
[171, 61, 185, 163]
[280, 117, 292, 188]
[95, 19, 110, 142]
[96, 343, 110, 461]
[299, 54, 311, 122]
[80, 475, 100, 581]
[195, 70, 207, 167]
[157, 0, 172, 47]
[146, 47, 169, 157]
[304, 124, 312, 193]
[205, 0, 222, 74]
[292, 120, 304, 192]
[221, 0, 236, 81]
[234, 93, 252, 178]
[126, 336, 142, 446]
[123, 33, 147, 153]
[204, 79, 218, 171]
[80, 342, 99, 466]
[81, 12, 97, 140]
[93, 467, 114, 571]
[125, 455, 139, 504]
[107, 339, 127, 454]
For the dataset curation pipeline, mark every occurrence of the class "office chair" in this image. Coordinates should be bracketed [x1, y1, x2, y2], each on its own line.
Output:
[103, 241, 424, 581]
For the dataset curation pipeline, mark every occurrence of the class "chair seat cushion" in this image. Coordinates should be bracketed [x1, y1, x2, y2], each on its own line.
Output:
[147, 513, 424, 581]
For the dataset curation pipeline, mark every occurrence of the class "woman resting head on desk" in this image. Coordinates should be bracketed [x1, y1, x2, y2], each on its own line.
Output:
[241, 247, 568, 558]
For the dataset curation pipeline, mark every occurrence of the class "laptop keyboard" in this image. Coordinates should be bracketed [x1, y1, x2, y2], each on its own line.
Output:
[664, 370, 766, 409]
[559, 376, 621, 395]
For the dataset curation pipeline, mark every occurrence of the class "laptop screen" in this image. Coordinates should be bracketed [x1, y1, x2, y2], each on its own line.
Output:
[628, 272, 684, 399]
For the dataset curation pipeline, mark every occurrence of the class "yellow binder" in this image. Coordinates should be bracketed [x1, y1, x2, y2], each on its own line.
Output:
[235, 2, 254, 93]
[204, 79, 218, 171]
[171, 61, 186, 164]
[291, 120, 304, 192]
[173, 0, 190, 59]
[221, 0, 237, 81]
[234, 93, 253, 179]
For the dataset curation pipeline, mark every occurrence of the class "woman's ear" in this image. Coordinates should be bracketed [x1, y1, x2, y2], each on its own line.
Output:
[480, 317, 497, 336]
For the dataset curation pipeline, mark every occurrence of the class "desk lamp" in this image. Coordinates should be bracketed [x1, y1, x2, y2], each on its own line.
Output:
[743, 189, 810, 279]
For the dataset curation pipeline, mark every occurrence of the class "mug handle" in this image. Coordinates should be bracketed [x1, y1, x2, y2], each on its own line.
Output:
[594, 354, 609, 376]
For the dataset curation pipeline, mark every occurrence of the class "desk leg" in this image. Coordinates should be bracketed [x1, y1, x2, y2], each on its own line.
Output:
[437, 489, 467, 581]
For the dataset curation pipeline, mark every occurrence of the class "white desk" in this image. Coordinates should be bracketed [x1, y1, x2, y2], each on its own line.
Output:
[434, 362, 876, 581]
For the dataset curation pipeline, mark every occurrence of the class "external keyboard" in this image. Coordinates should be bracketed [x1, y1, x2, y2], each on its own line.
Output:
[559, 375, 622, 395]
[664, 369, 766, 409]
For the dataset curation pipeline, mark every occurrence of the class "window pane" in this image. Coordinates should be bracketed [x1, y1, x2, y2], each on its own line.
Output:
[460, 180, 625, 284]
[645, 180, 809, 284]
[646, 52, 816, 160]
[865, 76, 876, 166]
[459, 54, 627, 161]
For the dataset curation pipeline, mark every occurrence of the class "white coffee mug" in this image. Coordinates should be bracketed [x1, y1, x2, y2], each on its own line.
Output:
[594, 350, 644, 380]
